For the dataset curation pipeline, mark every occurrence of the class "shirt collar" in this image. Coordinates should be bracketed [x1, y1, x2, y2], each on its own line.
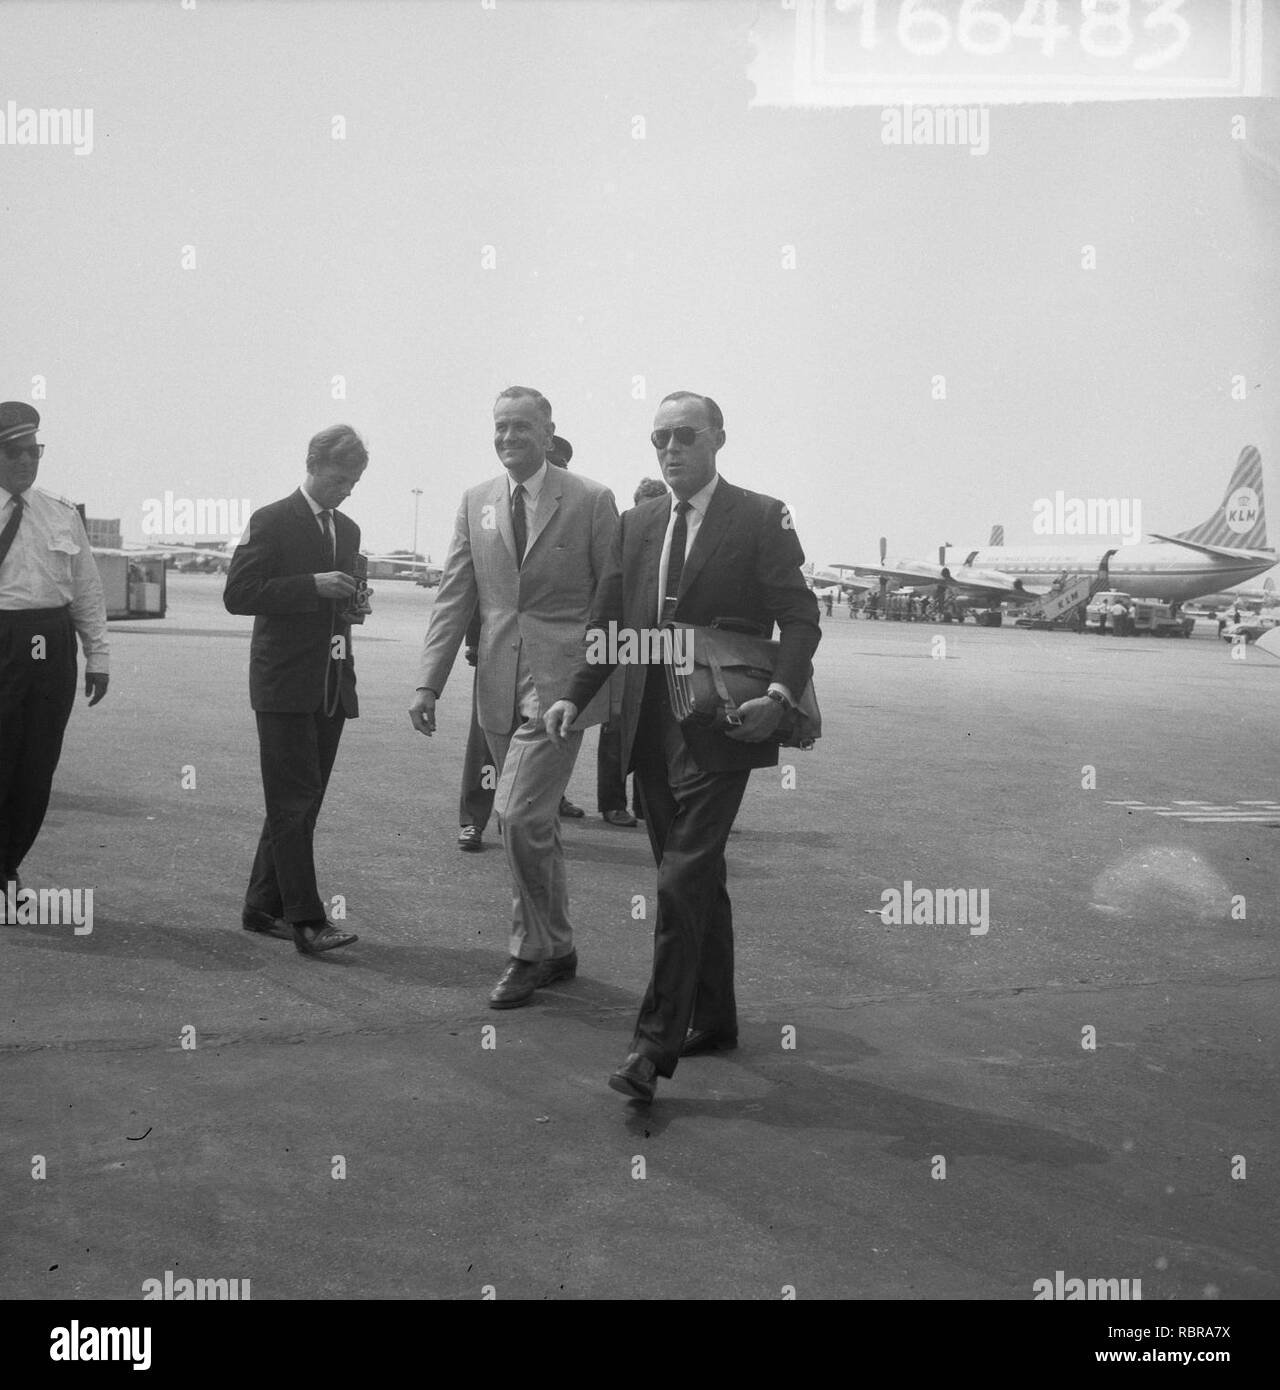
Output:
[671, 471, 719, 518]
[300, 481, 327, 515]
[508, 459, 549, 504]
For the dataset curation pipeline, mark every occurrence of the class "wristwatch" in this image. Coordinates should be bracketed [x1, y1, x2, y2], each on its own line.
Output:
[765, 689, 790, 708]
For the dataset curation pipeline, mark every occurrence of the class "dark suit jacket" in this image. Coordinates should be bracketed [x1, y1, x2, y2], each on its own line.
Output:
[563, 476, 821, 773]
[223, 489, 360, 716]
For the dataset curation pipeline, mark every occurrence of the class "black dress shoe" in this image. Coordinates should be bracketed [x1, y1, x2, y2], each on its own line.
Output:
[608, 1053, 658, 1102]
[538, 949, 577, 986]
[457, 825, 483, 852]
[292, 920, 359, 955]
[489, 957, 544, 1008]
[558, 796, 585, 818]
[241, 907, 293, 940]
[681, 1027, 739, 1057]
[602, 809, 637, 827]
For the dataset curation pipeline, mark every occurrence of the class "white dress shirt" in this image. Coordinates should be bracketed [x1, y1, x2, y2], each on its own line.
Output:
[0, 485, 110, 673]
[655, 472, 794, 707]
[300, 481, 338, 557]
[656, 472, 720, 625]
[508, 460, 549, 510]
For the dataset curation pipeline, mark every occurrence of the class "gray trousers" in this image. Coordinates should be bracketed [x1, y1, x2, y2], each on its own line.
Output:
[488, 717, 585, 962]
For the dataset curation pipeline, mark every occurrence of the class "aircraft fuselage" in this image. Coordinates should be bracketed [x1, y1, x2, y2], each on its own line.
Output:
[950, 542, 1275, 605]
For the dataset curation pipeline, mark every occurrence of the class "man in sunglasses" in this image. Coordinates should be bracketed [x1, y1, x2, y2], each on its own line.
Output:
[544, 392, 820, 1102]
[0, 402, 110, 897]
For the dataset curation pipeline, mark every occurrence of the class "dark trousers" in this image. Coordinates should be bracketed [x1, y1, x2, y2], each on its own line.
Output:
[0, 607, 77, 878]
[246, 708, 346, 923]
[459, 673, 496, 831]
[598, 722, 643, 816]
[596, 722, 626, 813]
[629, 676, 750, 1077]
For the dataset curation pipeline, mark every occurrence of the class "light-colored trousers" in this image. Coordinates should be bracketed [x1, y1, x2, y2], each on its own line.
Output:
[488, 717, 585, 962]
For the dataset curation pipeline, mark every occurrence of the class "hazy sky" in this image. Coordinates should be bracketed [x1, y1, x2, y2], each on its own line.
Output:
[4, 0, 1278, 571]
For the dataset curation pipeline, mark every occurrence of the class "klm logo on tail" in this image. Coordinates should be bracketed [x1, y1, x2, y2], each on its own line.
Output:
[1175, 446, 1268, 550]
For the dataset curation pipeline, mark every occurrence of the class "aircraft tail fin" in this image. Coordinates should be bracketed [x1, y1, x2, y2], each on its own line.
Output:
[1174, 446, 1268, 550]
[988, 524, 1004, 547]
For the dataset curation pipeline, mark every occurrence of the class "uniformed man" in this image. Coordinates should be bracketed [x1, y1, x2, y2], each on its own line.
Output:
[0, 402, 109, 893]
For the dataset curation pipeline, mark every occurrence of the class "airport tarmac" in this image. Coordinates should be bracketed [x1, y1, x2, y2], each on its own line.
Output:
[3, 573, 1277, 1300]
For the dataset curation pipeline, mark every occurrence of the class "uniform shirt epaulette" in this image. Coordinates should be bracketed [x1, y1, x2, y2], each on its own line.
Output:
[34, 488, 81, 509]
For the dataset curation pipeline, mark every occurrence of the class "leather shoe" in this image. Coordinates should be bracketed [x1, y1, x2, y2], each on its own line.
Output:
[457, 825, 483, 852]
[538, 949, 577, 986]
[242, 906, 293, 940]
[608, 1053, 657, 1102]
[602, 809, 637, 827]
[293, 920, 359, 955]
[489, 957, 544, 1009]
[558, 796, 585, 819]
[681, 1027, 738, 1057]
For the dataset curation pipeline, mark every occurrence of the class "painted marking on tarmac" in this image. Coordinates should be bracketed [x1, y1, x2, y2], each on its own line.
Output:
[1107, 799, 1280, 826]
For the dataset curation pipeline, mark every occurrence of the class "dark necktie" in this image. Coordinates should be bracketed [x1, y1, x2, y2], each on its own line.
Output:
[512, 484, 527, 567]
[320, 508, 335, 565]
[0, 494, 26, 573]
[661, 501, 692, 622]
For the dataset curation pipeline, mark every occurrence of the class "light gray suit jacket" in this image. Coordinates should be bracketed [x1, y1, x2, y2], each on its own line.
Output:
[418, 466, 619, 734]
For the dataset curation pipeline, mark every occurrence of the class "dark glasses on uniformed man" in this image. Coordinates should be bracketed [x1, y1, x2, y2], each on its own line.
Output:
[1, 442, 43, 460]
[650, 427, 713, 449]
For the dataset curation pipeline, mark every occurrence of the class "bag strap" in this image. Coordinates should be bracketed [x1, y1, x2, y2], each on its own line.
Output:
[0, 495, 25, 573]
[705, 649, 741, 726]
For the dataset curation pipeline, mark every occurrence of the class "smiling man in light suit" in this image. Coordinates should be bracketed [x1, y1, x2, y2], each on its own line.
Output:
[409, 388, 618, 1007]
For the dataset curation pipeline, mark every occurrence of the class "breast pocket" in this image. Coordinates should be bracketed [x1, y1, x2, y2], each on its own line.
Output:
[46, 533, 81, 581]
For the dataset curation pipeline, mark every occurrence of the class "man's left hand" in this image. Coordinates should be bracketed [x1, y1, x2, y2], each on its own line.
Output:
[85, 673, 109, 707]
[723, 694, 784, 742]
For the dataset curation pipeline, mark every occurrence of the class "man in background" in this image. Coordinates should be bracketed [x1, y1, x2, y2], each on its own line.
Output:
[596, 476, 668, 828]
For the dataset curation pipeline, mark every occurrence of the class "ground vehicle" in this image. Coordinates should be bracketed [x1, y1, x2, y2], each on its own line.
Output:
[1220, 613, 1280, 643]
[1085, 591, 1194, 637]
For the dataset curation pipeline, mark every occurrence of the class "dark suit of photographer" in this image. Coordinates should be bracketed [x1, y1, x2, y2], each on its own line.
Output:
[223, 425, 368, 955]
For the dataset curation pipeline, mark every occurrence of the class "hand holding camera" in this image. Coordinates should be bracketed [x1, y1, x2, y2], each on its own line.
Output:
[315, 571, 357, 599]
[316, 556, 372, 624]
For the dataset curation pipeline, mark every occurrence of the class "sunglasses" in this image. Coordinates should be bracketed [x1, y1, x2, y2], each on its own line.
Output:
[1, 442, 43, 461]
[651, 426, 713, 450]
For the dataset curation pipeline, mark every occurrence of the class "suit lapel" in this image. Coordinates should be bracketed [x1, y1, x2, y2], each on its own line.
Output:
[490, 475, 517, 567]
[524, 465, 562, 559]
[289, 488, 328, 565]
[332, 511, 356, 571]
[638, 497, 670, 626]
[677, 476, 736, 601]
